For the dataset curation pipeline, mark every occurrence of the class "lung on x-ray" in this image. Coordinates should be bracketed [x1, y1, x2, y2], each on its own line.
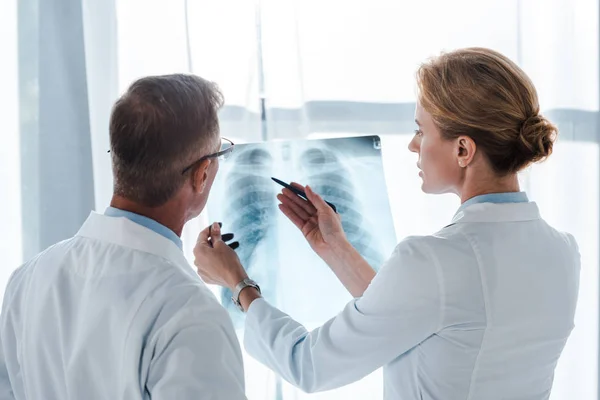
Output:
[207, 135, 397, 328]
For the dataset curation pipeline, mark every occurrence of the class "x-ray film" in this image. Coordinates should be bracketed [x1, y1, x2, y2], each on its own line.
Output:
[206, 135, 397, 327]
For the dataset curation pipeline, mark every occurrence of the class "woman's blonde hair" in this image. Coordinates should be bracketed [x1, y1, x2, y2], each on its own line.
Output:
[416, 47, 557, 174]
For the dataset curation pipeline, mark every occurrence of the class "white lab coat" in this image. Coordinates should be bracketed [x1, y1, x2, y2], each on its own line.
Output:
[244, 201, 581, 399]
[0, 212, 246, 400]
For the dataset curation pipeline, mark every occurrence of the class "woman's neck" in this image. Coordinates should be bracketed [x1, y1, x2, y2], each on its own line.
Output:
[459, 173, 521, 204]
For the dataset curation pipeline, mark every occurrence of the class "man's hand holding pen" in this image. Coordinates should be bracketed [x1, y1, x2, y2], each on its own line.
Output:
[195, 222, 247, 289]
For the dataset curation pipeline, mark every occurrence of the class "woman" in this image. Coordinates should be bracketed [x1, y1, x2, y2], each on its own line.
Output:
[194, 48, 580, 399]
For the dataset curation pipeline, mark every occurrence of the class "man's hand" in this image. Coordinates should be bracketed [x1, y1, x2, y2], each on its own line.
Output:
[194, 222, 248, 290]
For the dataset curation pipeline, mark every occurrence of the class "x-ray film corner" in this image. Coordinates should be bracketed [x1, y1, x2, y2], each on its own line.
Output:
[207, 136, 397, 327]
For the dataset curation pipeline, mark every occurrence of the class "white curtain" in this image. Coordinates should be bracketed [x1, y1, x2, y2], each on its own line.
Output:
[0, 0, 21, 301]
[0, 0, 597, 398]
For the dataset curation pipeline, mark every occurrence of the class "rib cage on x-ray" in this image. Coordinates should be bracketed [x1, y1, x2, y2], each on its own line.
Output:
[299, 146, 383, 269]
[221, 147, 278, 320]
[209, 136, 396, 326]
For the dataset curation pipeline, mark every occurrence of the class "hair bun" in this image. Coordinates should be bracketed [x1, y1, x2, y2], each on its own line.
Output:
[515, 113, 557, 169]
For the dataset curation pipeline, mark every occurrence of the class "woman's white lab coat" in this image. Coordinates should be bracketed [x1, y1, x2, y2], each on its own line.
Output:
[0, 212, 246, 400]
[244, 201, 580, 399]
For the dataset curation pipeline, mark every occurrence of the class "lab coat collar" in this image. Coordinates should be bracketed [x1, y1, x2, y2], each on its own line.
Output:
[450, 201, 541, 225]
[76, 212, 191, 269]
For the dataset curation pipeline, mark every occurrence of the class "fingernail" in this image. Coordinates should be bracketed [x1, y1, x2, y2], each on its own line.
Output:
[213, 222, 220, 231]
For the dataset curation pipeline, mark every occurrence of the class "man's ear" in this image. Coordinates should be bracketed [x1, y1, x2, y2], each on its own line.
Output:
[456, 135, 476, 168]
[191, 159, 211, 193]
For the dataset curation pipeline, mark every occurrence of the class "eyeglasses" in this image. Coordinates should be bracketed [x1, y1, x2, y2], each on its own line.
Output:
[181, 137, 234, 175]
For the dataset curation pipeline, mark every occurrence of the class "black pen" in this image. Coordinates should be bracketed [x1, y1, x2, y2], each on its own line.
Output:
[271, 177, 337, 213]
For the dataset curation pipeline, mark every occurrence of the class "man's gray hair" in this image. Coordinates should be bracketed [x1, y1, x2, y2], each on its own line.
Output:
[109, 74, 223, 207]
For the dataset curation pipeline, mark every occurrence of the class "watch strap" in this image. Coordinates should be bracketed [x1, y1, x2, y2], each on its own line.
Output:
[231, 278, 260, 312]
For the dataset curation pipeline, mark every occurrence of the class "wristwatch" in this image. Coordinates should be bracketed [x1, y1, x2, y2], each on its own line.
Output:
[231, 278, 261, 312]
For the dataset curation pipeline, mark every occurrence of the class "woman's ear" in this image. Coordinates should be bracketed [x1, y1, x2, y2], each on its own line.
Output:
[457, 136, 476, 167]
[191, 159, 211, 193]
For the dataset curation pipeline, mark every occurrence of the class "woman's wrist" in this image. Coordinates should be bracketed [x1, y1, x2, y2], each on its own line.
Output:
[320, 237, 359, 266]
[320, 238, 376, 298]
[330, 237, 355, 257]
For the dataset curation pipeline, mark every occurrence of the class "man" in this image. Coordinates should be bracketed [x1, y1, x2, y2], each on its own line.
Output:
[0, 74, 246, 399]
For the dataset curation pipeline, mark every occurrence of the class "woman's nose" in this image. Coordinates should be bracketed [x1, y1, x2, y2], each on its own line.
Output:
[408, 137, 418, 153]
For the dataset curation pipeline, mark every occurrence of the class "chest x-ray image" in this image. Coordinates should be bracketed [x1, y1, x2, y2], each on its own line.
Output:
[207, 135, 397, 328]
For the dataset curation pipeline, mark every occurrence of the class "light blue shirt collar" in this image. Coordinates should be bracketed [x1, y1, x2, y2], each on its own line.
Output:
[104, 207, 183, 250]
[457, 191, 529, 214]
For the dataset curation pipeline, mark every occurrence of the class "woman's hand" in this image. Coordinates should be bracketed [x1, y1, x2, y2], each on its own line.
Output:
[277, 183, 347, 257]
[278, 184, 375, 297]
[194, 222, 247, 290]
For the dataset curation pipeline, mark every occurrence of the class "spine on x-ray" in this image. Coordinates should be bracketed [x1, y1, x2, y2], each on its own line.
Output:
[222, 147, 278, 318]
